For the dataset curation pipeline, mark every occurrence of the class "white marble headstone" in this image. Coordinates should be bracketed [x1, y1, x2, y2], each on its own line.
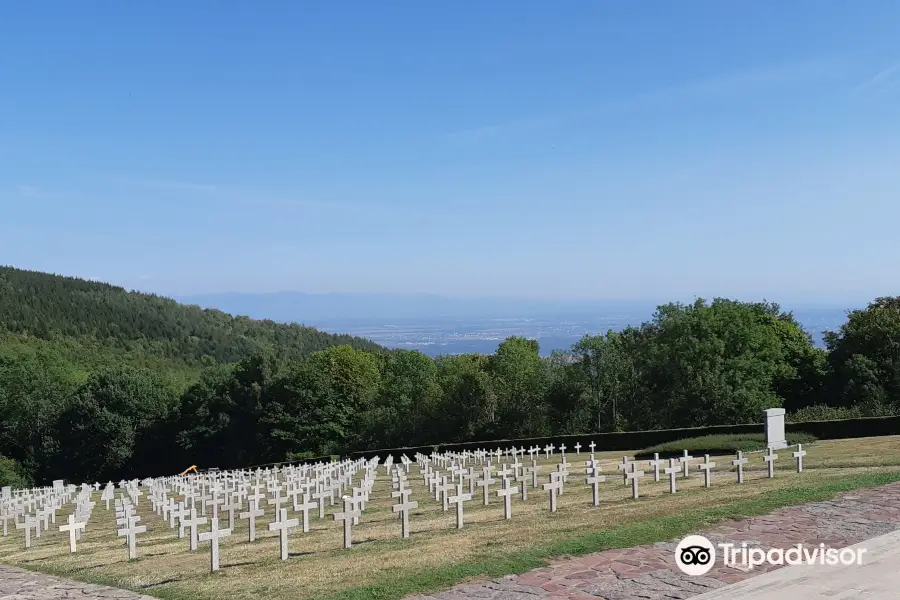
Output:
[763, 408, 787, 450]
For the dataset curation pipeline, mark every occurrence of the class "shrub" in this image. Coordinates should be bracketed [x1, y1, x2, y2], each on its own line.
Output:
[787, 405, 861, 422]
[634, 433, 817, 459]
[0, 455, 31, 489]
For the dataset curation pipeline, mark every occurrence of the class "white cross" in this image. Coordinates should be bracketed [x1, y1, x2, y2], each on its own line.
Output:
[732, 451, 749, 484]
[697, 454, 716, 488]
[663, 458, 679, 494]
[448, 483, 472, 529]
[617, 456, 631, 485]
[268, 508, 299, 561]
[59, 514, 86, 553]
[647, 453, 664, 482]
[238, 499, 264, 542]
[333, 497, 361, 549]
[542, 473, 564, 512]
[574, 442, 582, 455]
[182, 509, 207, 551]
[764, 447, 778, 478]
[116, 516, 147, 560]
[391, 490, 417, 538]
[197, 517, 232, 572]
[496, 477, 519, 520]
[585, 460, 606, 507]
[626, 463, 645, 499]
[681, 450, 694, 478]
[293, 493, 318, 533]
[793, 444, 807, 473]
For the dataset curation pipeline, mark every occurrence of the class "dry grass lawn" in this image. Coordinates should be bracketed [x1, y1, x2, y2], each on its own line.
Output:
[2, 436, 900, 600]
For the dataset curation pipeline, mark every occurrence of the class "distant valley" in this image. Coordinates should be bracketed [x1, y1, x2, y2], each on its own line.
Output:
[178, 293, 852, 356]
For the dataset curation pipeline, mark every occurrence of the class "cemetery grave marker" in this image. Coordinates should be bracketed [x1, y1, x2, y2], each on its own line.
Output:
[268, 508, 300, 561]
[732, 451, 748, 484]
[496, 477, 519, 520]
[698, 454, 716, 488]
[764, 447, 778, 478]
[793, 444, 807, 473]
[197, 517, 231, 572]
[664, 458, 679, 494]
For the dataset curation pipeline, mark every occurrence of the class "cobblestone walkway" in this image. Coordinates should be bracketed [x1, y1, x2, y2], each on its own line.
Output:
[0, 564, 157, 600]
[406, 482, 900, 600]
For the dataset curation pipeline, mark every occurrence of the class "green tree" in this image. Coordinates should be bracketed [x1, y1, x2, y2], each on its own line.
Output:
[824, 297, 900, 414]
[0, 345, 81, 483]
[434, 354, 496, 442]
[489, 337, 550, 438]
[53, 367, 176, 482]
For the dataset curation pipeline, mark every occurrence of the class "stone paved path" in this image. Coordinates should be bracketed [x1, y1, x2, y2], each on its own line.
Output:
[0, 564, 158, 600]
[406, 482, 900, 600]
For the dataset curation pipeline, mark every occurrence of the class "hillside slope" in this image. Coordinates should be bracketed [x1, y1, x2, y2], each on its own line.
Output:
[0, 267, 382, 369]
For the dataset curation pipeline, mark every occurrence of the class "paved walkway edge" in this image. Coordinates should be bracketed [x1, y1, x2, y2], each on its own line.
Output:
[690, 529, 900, 599]
[0, 563, 159, 600]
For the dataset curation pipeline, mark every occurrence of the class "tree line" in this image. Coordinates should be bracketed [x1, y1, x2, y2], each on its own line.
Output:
[2, 285, 898, 486]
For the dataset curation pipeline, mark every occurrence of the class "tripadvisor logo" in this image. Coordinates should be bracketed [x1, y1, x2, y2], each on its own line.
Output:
[675, 535, 716, 576]
[674, 534, 868, 576]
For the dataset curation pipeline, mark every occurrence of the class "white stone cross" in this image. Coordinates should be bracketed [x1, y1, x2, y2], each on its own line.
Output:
[574, 442, 582, 455]
[664, 458, 679, 494]
[647, 453, 664, 482]
[697, 454, 716, 488]
[238, 499, 264, 542]
[197, 517, 231, 572]
[626, 463, 645, 499]
[391, 490, 417, 539]
[16, 515, 38, 549]
[477, 467, 496, 505]
[293, 493, 317, 533]
[589, 441, 597, 455]
[793, 444, 807, 473]
[616, 456, 631, 485]
[559, 444, 567, 457]
[333, 497, 361, 549]
[681, 450, 694, 478]
[183, 509, 208, 551]
[764, 447, 778, 478]
[496, 477, 519, 520]
[732, 451, 748, 484]
[222, 495, 242, 531]
[448, 483, 472, 529]
[585, 460, 606, 507]
[268, 508, 299, 561]
[59, 514, 86, 553]
[116, 516, 147, 560]
[542, 473, 564, 513]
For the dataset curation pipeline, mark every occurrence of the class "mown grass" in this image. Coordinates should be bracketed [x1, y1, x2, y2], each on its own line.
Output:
[2, 436, 899, 600]
[635, 432, 818, 458]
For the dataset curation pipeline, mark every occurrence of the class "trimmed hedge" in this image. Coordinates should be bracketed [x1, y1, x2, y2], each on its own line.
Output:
[633, 432, 818, 459]
[349, 414, 900, 461]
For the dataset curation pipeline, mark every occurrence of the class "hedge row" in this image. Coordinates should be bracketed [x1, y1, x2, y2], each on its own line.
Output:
[349, 415, 900, 461]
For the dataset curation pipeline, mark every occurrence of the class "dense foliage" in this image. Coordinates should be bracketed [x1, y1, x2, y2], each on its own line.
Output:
[1, 268, 898, 485]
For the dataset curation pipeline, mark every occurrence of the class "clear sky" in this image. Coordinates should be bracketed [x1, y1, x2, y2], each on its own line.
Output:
[2, 2, 899, 305]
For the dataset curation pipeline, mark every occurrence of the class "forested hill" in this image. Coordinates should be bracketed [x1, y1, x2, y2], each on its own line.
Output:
[0, 266, 382, 366]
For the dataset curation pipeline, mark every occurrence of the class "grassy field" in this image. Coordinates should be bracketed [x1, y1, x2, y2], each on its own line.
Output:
[2, 436, 900, 600]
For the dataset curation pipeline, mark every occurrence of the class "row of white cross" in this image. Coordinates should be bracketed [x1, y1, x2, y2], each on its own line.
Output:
[0, 443, 809, 573]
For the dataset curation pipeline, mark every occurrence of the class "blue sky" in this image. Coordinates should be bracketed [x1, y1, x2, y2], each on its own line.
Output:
[2, 2, 899, 305]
